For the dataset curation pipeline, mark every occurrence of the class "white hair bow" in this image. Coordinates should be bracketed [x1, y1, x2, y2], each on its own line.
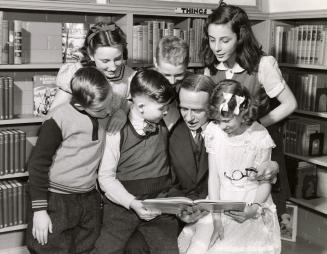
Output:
[219, 92, 245, 116]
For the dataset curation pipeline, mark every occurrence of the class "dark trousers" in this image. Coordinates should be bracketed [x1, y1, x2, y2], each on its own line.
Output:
[27, 190, 102, 254]
[94, 199, 179, 254]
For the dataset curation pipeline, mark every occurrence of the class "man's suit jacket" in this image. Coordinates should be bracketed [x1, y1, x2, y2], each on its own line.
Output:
[169, 118, 208, 200]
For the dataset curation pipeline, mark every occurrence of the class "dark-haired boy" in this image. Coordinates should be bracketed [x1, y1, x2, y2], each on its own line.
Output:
[94, 69, 179, 254]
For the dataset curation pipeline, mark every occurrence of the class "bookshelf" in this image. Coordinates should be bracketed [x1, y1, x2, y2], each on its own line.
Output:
[269, 9, 327, 250]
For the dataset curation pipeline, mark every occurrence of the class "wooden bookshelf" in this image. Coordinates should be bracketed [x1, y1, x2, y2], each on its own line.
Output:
[289, 197, 327, 215]
[0, 173, 28, 180]
[0, 63, 62, 70]
[0, 225, 27, 234]
[0, 115, 45, 125]
[294, 110, 327, 119]
[279, 63, 327, 70]
[285, 153, 327, 168]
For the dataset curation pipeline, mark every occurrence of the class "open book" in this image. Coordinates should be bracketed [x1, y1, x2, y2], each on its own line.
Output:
[142, 197, 246, 214]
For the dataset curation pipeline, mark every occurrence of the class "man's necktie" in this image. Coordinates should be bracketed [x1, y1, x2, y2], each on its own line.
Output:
[194, 128, 203, 153]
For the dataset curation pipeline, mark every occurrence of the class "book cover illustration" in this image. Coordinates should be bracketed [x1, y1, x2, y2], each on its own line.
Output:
[62, 23, 88, 63]
[33, 75, 58, 116]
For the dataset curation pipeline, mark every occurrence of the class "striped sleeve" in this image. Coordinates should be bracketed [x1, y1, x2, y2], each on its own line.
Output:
[28, 118, 63, 211]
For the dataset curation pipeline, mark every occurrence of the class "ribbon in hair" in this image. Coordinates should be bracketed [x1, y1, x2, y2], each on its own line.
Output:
[219, 92, 245, 115]
[87, 24, 116, 44]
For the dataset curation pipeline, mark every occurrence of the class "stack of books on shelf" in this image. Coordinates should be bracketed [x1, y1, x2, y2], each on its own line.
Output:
[0, 77, 14, 120]
[132, 18, 205, 64]
[0, 129, 26, 176]
[283, 70, 327, 112]
[0, 180, 27, 229]
[284, 118, 324, 156]
[272, 23, 327, 65]
[0, 13, 89, 65]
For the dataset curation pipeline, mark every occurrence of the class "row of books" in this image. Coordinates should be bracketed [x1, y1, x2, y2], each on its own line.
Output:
[0, 14, 90, 64]
[0, 180, 27, 229]
[284, 118, 323, 156]
[0, 77, 14, 120]
[0, 129, 27, 176]
[283, 70, 327, 112]
[132, 18, 205, 64]
[273, 24, 327, 65]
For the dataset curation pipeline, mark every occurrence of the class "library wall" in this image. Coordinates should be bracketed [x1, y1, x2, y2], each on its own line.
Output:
[268, 0, 327, 13]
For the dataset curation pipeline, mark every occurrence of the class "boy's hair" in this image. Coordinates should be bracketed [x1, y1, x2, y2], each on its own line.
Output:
[156, 36, 189, 67]
[70, 67, 111, 108]
[180, 74, 215, 95]
[80, 21, 128, 65]
[201, 3, 264, 75]
[130, 69, 176, 104]
[209, 79, 257, 125]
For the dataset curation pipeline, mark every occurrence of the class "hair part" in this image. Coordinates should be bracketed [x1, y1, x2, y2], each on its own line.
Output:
[156, 36, 189, 67]
[80, 22, 128, 66]
[70, 66, 111, 108]
[180, 74, 215, 95]
[209, 79, 257, 125]
[201, 4, 264, 75]
[130, 69, 176, 104]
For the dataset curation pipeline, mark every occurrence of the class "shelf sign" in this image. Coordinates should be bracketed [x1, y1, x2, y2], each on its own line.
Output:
[175, 7, 212, 15]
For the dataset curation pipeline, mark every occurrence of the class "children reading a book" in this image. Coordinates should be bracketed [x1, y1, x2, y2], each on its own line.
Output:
[202, 2, 297, 215]
[179, 79, 281, 254]
[94, 69, 179, 254]
[26, 67, 115, 254]
[52, 21, 136, 132]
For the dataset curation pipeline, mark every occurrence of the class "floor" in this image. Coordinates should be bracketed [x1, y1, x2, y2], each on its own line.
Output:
[282, 238, 327, 254]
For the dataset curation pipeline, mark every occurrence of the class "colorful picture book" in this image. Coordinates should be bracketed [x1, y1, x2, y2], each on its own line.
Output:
[142, 197, 246, 214]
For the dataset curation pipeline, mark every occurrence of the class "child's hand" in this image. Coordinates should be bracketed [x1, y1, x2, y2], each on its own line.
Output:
[130, 199, 161, 221]
[32, 210, 53, 245]
[209, 216, 224, 249]
[225, 204, 259, 223]
[249, 161, 278, 182]
[107, 109, 127, 135]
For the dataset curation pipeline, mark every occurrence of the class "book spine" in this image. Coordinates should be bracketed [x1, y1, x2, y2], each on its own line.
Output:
[0, 132, 4, 175]
[0, 185, 3, 228]
[13, 20, 22, 64]
[0, 77, 4, 120]
[1, 20, 9, 64]
[8, 130, 15, 174]
[6, 182, 13, 226]
[9, 181, 18, 225]
[3, 131, 9, 175]
[1, 183, 8, 227]
[3, 77, 9, 119]
[18, 130, 26, 172]
[8, 20, 14, 65]
[0, 12, 3, 64]
[8, 76, 14, 119]
[13, 130, 20, 173]
[17, 182, 23, 224]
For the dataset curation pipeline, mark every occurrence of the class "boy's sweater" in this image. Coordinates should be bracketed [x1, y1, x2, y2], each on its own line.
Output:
[28, 103, 108, 211]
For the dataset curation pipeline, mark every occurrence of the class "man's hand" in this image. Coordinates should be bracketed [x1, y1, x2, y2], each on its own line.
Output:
[33, 210, 53, 245]
[177, 206, 208, 223]
[130, 200, 161, 221]
[107, 109, 127, 135]
[224, 204, 259, 223]
[249, 161, 279, 182]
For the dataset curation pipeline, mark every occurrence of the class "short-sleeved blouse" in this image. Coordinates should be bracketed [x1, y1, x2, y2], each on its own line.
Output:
[204, 55, 286, 99]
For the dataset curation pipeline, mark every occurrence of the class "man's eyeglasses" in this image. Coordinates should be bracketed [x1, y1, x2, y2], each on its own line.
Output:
[224, 167, 258, 181]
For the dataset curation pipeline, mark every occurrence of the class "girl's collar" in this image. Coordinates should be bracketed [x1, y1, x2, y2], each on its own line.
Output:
[107, 64, 125, 82]
[216, 61, 245, 74]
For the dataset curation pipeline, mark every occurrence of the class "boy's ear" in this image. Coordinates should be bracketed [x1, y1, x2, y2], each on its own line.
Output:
[136, 102, 145, 113]
[153, 57, 158, 68]
[73, 103, 85, 111]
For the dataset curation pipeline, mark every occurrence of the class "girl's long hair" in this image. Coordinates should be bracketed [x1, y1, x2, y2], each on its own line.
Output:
[201, 3, 264, 75]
